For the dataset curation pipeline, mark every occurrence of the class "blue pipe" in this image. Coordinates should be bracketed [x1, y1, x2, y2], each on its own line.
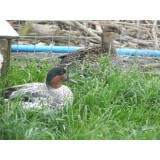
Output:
[11, 45, 82, 53]
[117, 49, 160, 57]
[11, 45, 160, 57]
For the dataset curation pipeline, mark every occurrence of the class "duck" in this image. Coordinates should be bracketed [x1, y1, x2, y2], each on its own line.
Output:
[1, 67, 77, 110]
[58, 24, 121, 68]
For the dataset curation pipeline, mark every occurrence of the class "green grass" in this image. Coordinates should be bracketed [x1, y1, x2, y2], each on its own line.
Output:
[1, 59, 160, 140]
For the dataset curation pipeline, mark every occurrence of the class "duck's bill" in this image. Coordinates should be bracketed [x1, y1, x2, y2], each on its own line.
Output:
[67, 78, 78, 84]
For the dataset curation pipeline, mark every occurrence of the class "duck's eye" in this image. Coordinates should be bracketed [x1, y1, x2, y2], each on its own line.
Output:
[59, 72, 64, 75]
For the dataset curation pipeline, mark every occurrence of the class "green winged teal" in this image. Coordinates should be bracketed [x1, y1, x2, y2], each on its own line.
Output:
[1, 67, 77, 109]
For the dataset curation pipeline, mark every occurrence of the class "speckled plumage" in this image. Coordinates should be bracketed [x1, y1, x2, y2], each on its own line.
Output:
[59, 24, 121, 68]
[2, 67, 77, 110]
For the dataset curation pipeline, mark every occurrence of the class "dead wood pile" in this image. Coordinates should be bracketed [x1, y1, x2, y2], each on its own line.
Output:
[8, 20, 160, 50]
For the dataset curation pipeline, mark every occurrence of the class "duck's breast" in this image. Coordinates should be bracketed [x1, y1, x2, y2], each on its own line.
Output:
[47, 85, 74, 108]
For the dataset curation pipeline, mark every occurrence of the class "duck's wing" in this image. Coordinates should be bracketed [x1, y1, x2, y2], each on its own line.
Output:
[59, 46, 102, 67]
[1, 83, 46, 101]
[59, 48, 87, 66]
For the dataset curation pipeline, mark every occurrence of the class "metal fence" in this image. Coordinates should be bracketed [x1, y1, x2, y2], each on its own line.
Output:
[6, 20, 160, 74]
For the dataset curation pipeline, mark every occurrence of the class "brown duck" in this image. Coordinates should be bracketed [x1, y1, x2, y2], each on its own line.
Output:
[58, 24, 121, 68]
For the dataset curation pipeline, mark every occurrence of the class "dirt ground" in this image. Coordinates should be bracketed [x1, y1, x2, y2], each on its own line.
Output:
[10, 52, 160, 74]
[115, 55, 160, 74]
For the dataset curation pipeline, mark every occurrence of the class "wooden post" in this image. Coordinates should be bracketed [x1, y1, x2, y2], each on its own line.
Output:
[0, 20, 19, 78]
[0, 39, 11, 77]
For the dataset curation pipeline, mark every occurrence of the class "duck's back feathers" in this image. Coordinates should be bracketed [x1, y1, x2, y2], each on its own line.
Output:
[59, 44, 117, 68]
[2, 83, 45, 101]
[59, 46, 107, 67]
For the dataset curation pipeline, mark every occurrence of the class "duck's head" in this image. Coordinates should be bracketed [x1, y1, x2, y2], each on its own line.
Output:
[46, 67, 77, 89]
[101, 24, 121, 45]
